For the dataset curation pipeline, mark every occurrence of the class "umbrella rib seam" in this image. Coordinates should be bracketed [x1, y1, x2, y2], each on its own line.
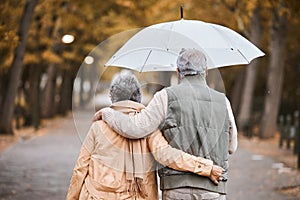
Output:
[237, 49, 250, 64]
[140, 50, 152, 72]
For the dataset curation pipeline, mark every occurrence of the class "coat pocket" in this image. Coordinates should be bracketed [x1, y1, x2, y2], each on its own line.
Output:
[89, 156, 124, 192]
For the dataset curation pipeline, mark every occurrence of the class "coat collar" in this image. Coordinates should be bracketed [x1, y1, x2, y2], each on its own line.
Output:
[110, 100, 145, 113]
[180, 74, 207, 85]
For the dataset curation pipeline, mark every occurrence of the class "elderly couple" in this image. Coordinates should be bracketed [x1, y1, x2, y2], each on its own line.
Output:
[66, 49, 238, 200]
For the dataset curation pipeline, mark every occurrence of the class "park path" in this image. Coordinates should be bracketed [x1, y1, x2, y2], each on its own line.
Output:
[0, 110, 92, 200]
[0, 110, 300, 200]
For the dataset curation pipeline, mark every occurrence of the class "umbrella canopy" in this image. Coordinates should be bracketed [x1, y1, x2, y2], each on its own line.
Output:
[105, 19, 265, 72]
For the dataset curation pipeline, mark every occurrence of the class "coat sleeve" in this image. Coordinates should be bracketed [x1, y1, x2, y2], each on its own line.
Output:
[147, 130, 213, 177]
[66, 123, 96, 200]
[225, 97, 238, 154]
[102, 89, 168, 139]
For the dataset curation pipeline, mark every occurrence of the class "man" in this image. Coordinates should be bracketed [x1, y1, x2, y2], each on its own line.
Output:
[67, 71, 224, 200]
[97, 49, 238, 200]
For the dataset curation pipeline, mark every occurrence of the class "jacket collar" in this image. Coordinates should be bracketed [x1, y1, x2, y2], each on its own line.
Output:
[180, 74, 207, 85]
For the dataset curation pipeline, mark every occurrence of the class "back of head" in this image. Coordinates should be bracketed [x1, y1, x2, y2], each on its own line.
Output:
[109, 70, 141, 103]
[176, 48, 207, 78]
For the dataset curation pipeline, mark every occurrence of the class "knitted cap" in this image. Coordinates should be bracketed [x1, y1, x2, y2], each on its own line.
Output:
[109, 70, 142, 103]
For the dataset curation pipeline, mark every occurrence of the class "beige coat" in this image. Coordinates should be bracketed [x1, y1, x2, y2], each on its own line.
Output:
[66, 100, 213, 200]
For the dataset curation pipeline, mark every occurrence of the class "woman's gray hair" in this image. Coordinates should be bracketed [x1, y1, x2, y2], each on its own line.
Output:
[176, 48, 207, 78]
[109, 70, 142, 103]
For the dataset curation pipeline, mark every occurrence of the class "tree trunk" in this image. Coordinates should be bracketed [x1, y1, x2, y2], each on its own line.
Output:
[0, 0, 37, 134]
[230, 68, 246, 115]
[24, 16, 42, 129]
[41, 15, 62, 118]
[58, 70, 72, 115]
[0, 75, 2, 108]
[0, 73, 8, 109]
[238, 5, 262, 130]
[41, 63, 58, 118]
[28, 64, 42, 128]
[260, 12, 288, 138]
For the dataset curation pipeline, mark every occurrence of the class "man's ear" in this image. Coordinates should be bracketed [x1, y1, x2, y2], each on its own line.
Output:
[176, 68, 181, 80]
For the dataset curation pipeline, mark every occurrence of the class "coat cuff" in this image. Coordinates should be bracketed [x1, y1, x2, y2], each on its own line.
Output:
[194, 158, 213, 177]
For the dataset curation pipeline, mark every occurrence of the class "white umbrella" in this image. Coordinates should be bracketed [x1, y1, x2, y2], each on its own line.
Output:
[105, 19, 265, 72]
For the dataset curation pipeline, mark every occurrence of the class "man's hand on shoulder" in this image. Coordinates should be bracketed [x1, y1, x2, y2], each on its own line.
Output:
[93, 108, 106, 121]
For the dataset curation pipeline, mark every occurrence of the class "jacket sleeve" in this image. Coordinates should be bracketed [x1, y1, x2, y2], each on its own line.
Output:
[66, 123, 96, 200]
[225, 97, 238, 154]
[102, 89, 168, 139]
[147, 130, 213, 177]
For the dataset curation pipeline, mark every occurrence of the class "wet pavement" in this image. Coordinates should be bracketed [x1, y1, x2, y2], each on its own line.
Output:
[0, 110, 300, 200]
[0, 110, 92, 200]
[227, 145, 300, 200]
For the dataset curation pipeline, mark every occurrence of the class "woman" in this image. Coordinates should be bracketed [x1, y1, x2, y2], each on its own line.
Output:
[66, 71, 223, 200]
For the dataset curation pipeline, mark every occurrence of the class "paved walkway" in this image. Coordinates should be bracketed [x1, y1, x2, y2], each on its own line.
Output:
[227, 144, 300, 200]
[0, 110, 299, 200]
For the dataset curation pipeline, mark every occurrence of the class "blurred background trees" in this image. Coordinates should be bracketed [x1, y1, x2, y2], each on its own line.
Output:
[0, 0, 300, 138]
